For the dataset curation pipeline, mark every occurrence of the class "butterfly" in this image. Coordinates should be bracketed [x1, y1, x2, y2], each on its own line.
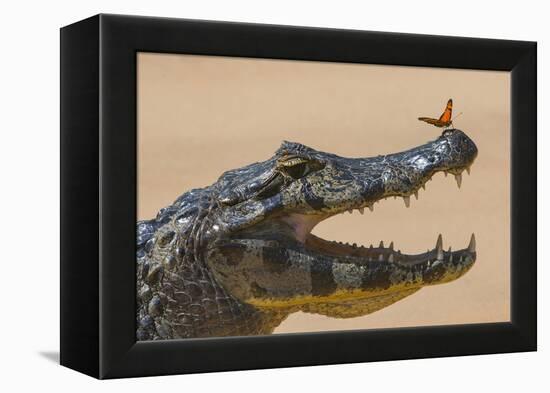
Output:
[418, 99, 461, 128]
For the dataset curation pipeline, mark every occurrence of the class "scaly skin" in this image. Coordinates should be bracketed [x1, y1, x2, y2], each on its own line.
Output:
[136, 128, 478, 340]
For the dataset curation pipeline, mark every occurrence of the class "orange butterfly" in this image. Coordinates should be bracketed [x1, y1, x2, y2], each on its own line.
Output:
[418, 99, 461, 128]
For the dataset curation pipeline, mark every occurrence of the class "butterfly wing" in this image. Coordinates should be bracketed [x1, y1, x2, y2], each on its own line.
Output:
[438, 99, 453, 123]
[418, 117, 443, 126]
[418, 99, 454, 128]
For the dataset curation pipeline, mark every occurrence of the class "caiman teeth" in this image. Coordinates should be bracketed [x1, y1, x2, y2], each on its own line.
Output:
[455, 173, 462, 188]
[320, 234, 474, 267]
[351, 166, 468, 215]
[436, 234, 444, 260]
[468, 233, 476, 252]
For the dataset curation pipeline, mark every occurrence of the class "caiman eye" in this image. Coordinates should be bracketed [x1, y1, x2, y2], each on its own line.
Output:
[278, 156, 324, 179]
[284, 162, 309, 179]
[254, 156, 325, 200]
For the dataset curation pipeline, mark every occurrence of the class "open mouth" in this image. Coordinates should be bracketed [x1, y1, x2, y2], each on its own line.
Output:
[278, 167, 477, 280]
[213, 129, 479, 300]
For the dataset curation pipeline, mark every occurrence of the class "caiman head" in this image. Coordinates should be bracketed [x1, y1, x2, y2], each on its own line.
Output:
[201, 129, 478, 318]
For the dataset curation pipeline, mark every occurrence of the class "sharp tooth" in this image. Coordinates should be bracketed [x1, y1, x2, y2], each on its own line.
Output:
[449, 254, 453, 263]
[436, 234, 444, 260]
[388, 254, 394, 263]
[427, 261, 431, 268]
[414, 190, 418, 200]
[444, 172, 448, 177]
[368, 204, 374, 212]
[359, 208, 364, 214]
[369, 245, 373, 249]
[348, 209, 353, 214]
[422, 184, 426, 190]
[393, 196, 396, 200]
[379, 240, 384, 248]
[455, 173, 462, 188]
[378, 254, 384, 261]
[403, 196, 410, 208]
[389, 241, 394, 250]
[436, 234, 443, 249]
[466, 167, 471, 175]
[468, 233, 476, 252]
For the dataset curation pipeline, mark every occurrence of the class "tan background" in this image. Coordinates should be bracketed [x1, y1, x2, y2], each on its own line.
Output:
[137, 52, 510, 333]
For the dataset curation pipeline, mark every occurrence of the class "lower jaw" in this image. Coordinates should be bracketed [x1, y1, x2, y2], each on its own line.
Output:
[304, 233, 434, 266]
[247, 285, 421, 309]
[302, 232, 476, 272]
[271, 197, 477, 270]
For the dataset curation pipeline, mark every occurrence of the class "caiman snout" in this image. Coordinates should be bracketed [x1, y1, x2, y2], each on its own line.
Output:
[437, 128, 478, 171]
[376, 128, 478, 202]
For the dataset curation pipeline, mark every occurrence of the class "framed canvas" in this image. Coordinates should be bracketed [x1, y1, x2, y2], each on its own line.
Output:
[60, 14, 536, 379]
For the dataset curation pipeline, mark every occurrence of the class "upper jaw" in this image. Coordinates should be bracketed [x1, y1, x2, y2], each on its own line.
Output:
[381, 129, 477, 193]
[326, 128, 478, 214]
[217, 129, 477, 238]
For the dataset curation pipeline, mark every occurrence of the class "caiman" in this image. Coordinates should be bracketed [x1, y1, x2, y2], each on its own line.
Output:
[136, 128, 478, 340]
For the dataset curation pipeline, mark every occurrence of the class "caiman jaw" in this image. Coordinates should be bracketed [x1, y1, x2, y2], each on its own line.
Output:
[275, 203, 477, 301]
[264, 129, 477, 300]
[277, 128, 478, 269]
[323, 128, 477, 216]
[303, 232, 476, 285]
[207, 129, 478, 306]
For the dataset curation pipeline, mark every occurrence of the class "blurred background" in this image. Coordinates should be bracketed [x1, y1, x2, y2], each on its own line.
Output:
[137, 52, 510, 333]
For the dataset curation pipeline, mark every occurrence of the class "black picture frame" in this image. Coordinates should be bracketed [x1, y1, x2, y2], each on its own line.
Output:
[60, 14, 537, 379]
